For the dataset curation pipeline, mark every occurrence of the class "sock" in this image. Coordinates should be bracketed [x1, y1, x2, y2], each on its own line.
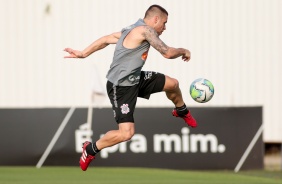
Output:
[176, 104, 189, 117]
[86, 142, 100, 156]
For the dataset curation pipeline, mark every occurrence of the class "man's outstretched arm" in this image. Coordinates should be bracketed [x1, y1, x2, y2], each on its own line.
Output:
[64, 32, 121, 58]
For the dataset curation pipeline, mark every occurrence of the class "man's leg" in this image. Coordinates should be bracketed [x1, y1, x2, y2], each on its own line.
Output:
[96, 122, 135, 150]
[163, 75, 197, 128]
[163, 75, 185, 107]
[80, 122, 135, 171]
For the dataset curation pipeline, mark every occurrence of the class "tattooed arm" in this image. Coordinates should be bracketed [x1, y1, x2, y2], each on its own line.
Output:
[142, 26, 190, 61]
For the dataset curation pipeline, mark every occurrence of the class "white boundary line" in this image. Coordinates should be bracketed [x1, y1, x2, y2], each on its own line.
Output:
[36, 107, 76, 168]
[234, 124, 264, 172]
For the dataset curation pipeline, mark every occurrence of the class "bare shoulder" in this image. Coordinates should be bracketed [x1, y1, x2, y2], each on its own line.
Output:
[123, 26, 147, 48]
[127, 26, 147, 39]
[140, 25, 168, 55]
[141, 25, 158, 36]
[127, 25, 156, 40]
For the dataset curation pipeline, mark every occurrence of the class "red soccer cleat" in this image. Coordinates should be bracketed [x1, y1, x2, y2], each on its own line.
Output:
[172, 109, 197, 128]
[79, 141, 95, 171]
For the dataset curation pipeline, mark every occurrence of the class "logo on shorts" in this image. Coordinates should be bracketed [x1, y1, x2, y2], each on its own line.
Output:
[144, 71, 154, 80]
[120, 104, 130, 114]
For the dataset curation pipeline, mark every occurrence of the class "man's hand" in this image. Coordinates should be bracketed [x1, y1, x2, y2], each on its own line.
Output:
[182, 50, 191, 62]
[64, 48, 84, 58]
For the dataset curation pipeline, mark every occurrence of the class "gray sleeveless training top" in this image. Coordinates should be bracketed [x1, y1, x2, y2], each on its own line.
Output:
[106, 19, 150, 86]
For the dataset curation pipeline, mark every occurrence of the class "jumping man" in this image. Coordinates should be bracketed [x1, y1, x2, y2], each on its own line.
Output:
[64, 4, 197, 171]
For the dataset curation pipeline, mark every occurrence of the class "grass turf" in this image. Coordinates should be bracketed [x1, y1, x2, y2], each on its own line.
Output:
[0, 167, 281, 184]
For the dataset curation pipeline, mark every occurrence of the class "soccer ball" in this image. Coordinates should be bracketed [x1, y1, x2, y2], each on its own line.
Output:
[190, 78, 214, 103]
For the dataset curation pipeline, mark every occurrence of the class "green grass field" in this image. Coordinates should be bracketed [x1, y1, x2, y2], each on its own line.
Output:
[0, 167, 281, 184]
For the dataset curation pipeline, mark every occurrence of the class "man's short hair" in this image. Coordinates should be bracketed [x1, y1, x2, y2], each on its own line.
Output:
[144, 4, 168, 18]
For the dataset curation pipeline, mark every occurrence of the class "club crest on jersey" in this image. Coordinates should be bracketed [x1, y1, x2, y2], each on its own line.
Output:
[120, 104, 130, 114]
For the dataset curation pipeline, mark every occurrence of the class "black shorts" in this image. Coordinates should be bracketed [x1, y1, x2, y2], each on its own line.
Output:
[107, 71, 165, 124]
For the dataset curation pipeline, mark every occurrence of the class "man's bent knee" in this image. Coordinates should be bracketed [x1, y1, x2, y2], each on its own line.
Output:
[118, 122, 135, 142]
[164, 76, 179, 92]
[121, 131, 134, 141]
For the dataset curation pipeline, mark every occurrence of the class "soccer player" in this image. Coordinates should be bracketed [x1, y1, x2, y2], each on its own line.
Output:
[64, 4, 197, 171]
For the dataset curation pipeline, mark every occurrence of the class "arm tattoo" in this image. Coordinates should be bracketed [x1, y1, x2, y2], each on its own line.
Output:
[142, 26, 169, 55]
